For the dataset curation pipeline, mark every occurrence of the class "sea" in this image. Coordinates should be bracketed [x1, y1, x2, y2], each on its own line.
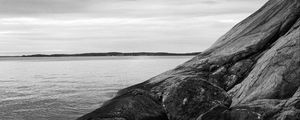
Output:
[0, 56, 193, 120]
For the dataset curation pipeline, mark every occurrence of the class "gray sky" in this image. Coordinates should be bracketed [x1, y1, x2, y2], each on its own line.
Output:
[0, 0, 267, 56]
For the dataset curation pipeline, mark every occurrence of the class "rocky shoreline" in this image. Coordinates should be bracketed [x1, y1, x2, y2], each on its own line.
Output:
[77, 0, 300, 120]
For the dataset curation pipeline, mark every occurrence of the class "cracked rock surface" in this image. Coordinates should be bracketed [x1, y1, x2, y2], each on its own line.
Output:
[77, 0, 300, 120]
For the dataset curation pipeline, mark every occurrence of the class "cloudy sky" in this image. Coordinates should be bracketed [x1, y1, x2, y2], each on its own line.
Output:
[0, 0, 267, 56]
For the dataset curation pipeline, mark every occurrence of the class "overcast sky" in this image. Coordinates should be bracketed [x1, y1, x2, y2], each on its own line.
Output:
[0, 0, 267, 56]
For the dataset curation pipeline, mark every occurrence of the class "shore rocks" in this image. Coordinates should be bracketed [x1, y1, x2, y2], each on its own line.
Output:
[229, 17, 300, 106]
[78, 0, 300, 120]
[77, 89, 168, 120]
[163, 78, 231, 120]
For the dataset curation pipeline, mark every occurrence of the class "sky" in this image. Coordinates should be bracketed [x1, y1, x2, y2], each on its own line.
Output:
[0, 0, 268, 56]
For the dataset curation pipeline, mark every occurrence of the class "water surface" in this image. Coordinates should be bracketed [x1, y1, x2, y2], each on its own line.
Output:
[0, 56, 193, 120]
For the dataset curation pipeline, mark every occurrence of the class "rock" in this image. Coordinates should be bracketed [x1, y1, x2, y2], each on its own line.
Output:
[270, 87, 300, 120]
[198, 99, 286, 120]
[100, 118, 126, 120]
[196, 104, 228, 120]
[77, 89, 168, 120]
[211, 67, 227, 78]
[78, 0, 300, 119]
[208, 66, 228, 87]
[229, 59, 253, 78]
[224, 107, 262, 120]
[162, 77, 231, 120]
[275, 110, 300, 120]
[228, 99, 285, 120]
[229, 17, 300, 106]
[218, 87, 300, 120]
[224, 74, 239, 90]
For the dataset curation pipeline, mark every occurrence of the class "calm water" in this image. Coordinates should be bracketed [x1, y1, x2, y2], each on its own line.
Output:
[0, 56, 192, 120]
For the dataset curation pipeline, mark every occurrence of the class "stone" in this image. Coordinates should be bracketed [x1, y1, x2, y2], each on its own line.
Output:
[208, 66, 228, 87]
[229, 18, 300, 106]
[100, 118, 126, 120]
[162, 77, 231, 120]
[211, 67, 227, 78]
[224, 107, 262, 120]
[229, 59, 253, 78]
[224, 74, 239, 90]
[77, 89, 168, 120]
[196, 104, 228, 120]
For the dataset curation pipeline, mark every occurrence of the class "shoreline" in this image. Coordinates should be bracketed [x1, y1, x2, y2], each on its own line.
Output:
[0, 52, 201, 57]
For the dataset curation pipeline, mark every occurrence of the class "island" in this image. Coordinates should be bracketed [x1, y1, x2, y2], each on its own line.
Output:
[20, 52, 201, 57]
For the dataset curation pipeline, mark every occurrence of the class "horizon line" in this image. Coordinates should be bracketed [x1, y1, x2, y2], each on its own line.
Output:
[0, 51, 201, 57]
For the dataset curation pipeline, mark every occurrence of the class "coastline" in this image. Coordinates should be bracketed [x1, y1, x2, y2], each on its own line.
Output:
[2, 52, 201, 57]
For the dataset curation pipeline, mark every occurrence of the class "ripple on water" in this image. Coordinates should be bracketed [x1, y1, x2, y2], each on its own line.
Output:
[0, 56, 192, 120]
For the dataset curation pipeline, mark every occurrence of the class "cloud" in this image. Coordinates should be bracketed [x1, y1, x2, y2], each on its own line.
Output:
[0, 0, 268, 56]
[0, 17, 158, 26]
[0, 0, 266, 17]
[0, 0, 87, 15]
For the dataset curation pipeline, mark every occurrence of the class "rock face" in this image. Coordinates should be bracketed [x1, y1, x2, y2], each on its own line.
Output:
[163, 78, 231, 120]
[78, 89, 168, 120]
[77, 0, 300, 120]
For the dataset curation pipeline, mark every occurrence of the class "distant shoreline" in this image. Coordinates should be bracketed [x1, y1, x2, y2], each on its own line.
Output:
[1, 52, 201, 57]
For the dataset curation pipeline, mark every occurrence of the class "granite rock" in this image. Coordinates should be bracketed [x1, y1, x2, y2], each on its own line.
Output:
[77, 0, 300, 119]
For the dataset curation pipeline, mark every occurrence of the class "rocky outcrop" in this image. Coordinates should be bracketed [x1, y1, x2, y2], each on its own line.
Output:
[77, 0, 300, 120]
[77, 89, 168, 120]
[163, 78, 231, 120]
